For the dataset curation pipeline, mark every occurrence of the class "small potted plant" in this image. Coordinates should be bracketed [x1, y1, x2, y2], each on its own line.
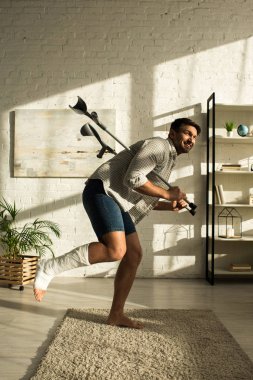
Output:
[224, 121, 235, 137]
[0, 198, 61, 290]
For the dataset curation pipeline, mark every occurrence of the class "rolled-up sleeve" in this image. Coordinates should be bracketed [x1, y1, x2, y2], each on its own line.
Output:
[123, 138, 166, 189]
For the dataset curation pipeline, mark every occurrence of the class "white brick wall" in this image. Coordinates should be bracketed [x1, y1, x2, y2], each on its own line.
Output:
[1, 0, 253, 278]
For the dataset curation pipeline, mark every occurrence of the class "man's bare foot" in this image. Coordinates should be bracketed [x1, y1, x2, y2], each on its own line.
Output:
[33, 259, 53, 302]
[33, 288, 46, 302]
[107, 313, 144, 329]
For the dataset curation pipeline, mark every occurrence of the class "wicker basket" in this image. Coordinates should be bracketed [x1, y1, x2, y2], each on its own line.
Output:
[0, 255, 38, 290]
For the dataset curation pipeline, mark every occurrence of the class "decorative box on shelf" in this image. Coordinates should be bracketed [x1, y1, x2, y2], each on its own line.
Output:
[218, 207, 242, 238]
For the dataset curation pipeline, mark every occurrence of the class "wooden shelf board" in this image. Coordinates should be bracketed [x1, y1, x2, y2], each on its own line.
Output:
[214, 269, 253, 276]
[208, 236, 253, 241]
[216, 104, 253, 111]
[214, 204, 253, 207]
[210, 136, 253, 144]
[216, 170, 253, 174]
[214, 236, 253, 241]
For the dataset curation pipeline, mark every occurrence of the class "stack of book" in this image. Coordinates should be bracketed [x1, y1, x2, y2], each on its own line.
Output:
[229, 263, 252, 272]
[220, 164, 242, 171]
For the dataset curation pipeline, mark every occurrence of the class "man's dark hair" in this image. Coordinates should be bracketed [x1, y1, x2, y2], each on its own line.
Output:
[170, 118, 201, 135]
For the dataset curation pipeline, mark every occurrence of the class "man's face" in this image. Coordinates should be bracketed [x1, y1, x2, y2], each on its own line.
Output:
[170, 125, 198, 154]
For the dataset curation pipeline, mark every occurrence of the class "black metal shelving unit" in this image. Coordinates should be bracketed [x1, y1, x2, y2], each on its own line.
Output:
[206, 92, 215, 285]
[206, 92, 253, 285]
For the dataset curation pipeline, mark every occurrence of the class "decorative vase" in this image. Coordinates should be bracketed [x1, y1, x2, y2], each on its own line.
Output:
[226, 131, 233, 137]
[0, 255, 38, 291]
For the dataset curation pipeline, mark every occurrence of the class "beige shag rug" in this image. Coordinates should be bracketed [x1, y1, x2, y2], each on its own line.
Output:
[31, 309, 253, 380]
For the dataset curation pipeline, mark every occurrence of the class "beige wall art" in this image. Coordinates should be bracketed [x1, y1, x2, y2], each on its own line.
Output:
[14, 109, 116, 177]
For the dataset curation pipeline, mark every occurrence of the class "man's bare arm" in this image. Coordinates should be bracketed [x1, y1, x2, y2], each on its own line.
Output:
[135, 180, 186, 201]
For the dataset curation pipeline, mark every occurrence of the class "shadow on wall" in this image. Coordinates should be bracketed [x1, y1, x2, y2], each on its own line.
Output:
[139, 201, 205, 277]
[145, 103, 205, 276]
[1, 1, 253, 110]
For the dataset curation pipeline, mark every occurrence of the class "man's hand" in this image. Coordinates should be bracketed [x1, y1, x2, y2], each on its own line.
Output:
[168, 186, 186, 201]
[153, 199, 188, 211]
[170, 199, 188, 211]
[136, 181, 186, 202]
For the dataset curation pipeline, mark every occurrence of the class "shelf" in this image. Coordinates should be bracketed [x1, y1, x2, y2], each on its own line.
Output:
[214, 269, 253, 276]
[206, 93, 253, 284]
[216, 170, 253, 174]
[214, 204, 253, 208]
[216, 104, 253, 111]
[214, 236, 253, 242]
[210, 137, 253, 144]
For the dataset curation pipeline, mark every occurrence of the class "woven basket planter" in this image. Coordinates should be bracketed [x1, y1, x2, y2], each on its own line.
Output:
[0, 255, 38, 291]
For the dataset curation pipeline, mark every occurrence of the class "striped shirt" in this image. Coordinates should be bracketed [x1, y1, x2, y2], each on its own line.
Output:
[89, 137, 178, 224]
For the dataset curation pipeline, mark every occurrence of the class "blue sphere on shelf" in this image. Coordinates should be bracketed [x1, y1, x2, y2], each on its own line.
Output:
[237, 124, 248, 137]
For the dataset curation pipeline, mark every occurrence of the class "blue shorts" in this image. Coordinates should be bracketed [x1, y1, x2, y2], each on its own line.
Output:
[82, 179, 136, 240]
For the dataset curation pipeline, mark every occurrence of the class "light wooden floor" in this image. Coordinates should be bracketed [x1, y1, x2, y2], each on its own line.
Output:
[0, 277, 253, 380]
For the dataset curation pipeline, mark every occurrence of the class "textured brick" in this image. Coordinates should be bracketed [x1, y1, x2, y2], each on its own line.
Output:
[0, 0, 253, 278]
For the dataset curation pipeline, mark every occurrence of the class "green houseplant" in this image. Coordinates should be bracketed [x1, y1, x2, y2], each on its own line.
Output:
[0, 198, 61, 290]
[224, 121, 235, 137]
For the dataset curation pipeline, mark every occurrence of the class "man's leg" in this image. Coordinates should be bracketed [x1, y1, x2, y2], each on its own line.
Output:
[33, 231, 127, 302]
[107, 232, 143, 329]
[34, 230, 144, 329]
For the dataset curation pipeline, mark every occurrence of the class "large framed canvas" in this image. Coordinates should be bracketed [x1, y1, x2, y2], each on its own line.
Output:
[14, 109, 116, 177]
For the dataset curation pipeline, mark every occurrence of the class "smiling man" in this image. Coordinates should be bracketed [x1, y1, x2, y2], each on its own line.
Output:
[169, 118, 199, 154]
[34, 117, 201, 329]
